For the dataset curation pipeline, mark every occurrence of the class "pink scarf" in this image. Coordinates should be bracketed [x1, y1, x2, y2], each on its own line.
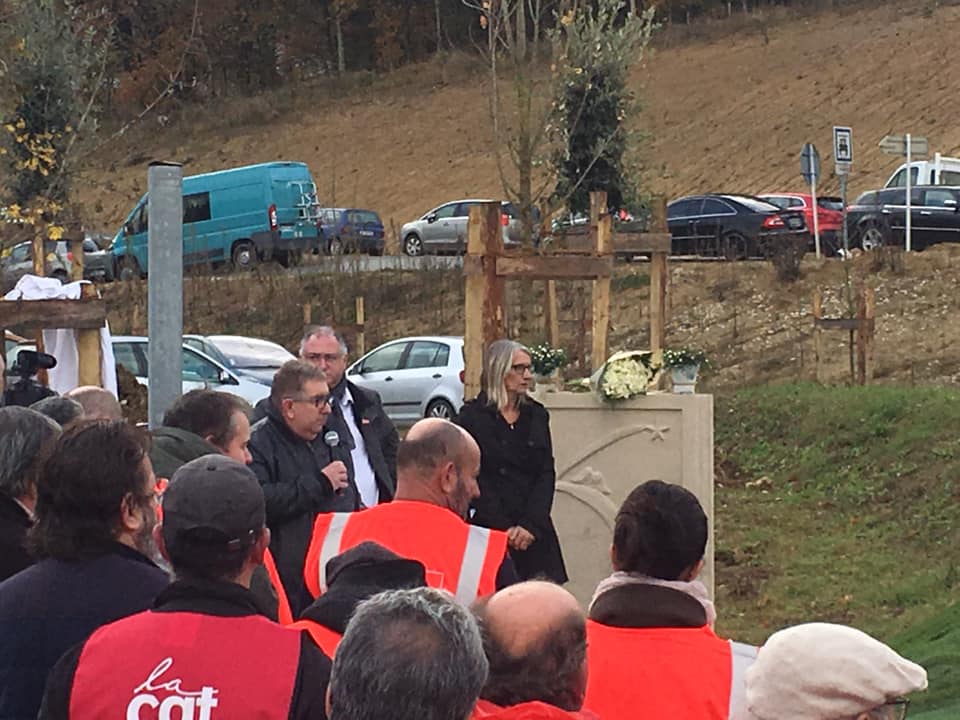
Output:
[588, 571, 717, 627]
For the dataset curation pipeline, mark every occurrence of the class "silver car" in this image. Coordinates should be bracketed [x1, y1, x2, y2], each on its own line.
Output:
[346, 336, 464, 425]
[183, 334, 295, 385]
[1, 236, 115, 292]
[401, 200, 538, 256]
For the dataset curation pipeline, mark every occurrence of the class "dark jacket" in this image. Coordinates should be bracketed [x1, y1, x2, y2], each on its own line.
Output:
[253, 379, 399, 502]
[0, 542, 170, 720]
[248, 401, 358, 614]
[149, 426, 220, 480]
[455, 394, 568, 584]
[39, 579, 331, 720]
[0, 494, 33, 582]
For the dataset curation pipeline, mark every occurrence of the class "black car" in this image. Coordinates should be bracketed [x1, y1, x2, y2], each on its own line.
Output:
[667, 194, 807, 259]
[846, 186, 960, 251]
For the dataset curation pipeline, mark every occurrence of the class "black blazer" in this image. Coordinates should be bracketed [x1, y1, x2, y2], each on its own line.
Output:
[455, 394, 568, 584]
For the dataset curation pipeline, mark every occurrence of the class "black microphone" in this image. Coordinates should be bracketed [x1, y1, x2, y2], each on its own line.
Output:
[323, 430, 344, 495]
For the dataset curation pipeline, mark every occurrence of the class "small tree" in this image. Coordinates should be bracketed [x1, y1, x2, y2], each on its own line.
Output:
[552, 4, 655, 216]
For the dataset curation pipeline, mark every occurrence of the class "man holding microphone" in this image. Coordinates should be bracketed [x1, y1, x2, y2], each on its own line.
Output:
[249, 359, 353, 615]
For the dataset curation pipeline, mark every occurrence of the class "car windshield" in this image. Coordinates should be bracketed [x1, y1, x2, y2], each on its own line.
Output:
[817, 198, 845, 211]
[208, 337, 294, 368]
[727, 196, 780, 213]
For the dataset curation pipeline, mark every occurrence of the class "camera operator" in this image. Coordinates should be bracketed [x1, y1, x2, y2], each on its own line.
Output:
[4, 350, 58, 408]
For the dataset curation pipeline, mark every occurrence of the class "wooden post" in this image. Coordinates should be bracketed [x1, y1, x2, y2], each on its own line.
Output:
[463, 202, 505, 400]
[812, 289, 824, 383]
[545, 280, 560, 349]
[649, 196, 668, 362]
[355, 295, 365, 357]
[303, 303, 312, 326]
[30, 233, 47, 384]
[590, 192, 611, 371]
[864, 287, 875, 383]
[387, 219, 400, 256]
[68, 231, 102, 387]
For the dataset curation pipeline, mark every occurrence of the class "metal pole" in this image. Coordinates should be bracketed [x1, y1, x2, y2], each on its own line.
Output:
[147, 162, 183, 429]
[840, 175, 849, 256]
[811, 177, 821, 258]
[905, 133, 912, 252]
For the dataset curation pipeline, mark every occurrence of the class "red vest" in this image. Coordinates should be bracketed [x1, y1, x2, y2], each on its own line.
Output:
[288, 619, 342, 657]
[473, 699, 599, 719]
[263, 549, 293, 625]
[583, 620, 757, 720]
[69, 611, 301, 719]
[303, 501, 508, 605]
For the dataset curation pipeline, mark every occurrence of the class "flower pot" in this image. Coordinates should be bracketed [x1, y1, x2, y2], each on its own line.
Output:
[670, 364, 700, 394]
[532, 370, 561, 396]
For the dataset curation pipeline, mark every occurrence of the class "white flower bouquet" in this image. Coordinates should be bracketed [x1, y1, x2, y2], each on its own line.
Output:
[590, 350, 661, 401]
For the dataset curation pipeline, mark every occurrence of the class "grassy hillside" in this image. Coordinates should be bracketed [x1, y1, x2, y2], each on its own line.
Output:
[73, 1, 960, 233]
[893, 603, 960, 718]
[713, 384, 960, 710]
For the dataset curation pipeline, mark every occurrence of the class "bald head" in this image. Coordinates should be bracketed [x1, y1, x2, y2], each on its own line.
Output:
[474, 581, 588, 711]
[396, 419, 480, 519]
[65, 386, 123, 421]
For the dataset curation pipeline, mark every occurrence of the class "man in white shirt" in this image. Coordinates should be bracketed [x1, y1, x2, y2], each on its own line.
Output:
[299, 326, 398, 507]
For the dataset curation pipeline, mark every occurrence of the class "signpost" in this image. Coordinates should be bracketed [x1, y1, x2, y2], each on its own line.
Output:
[801, 143, 822, 258]
[879, 133, 929, 252]
[833, 126, 853, 254]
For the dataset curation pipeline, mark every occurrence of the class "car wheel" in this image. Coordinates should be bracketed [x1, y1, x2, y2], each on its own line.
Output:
[859, 222, 886, 251]
[119, 256, 142, 281]
[720, 232, 748, 261]
[404, 234, 423, 256]
[232, 240, 257, 270]
[328, 237, 344, 255]
[425, 398, 455, 419]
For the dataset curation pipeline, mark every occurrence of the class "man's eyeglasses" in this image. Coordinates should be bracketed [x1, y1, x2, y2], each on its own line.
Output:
[510, 363, 533, 374]
[885, 698, 910, 720]
[289, 393, 332, 408]
[304, 352, 344, 363]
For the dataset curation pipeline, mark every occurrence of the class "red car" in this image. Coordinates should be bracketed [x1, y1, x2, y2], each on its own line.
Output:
[759, 193, 844, 254]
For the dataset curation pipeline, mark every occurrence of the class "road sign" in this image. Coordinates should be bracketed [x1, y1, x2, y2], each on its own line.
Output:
[834, 126, 853, 175]
[800, 143, 821, 185]
[878, 134, 929, 157]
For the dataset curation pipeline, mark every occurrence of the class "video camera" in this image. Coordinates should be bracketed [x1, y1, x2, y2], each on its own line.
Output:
[3, 349, 58, 407]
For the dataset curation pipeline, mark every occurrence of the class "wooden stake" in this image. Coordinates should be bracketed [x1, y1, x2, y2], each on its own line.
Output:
[590, 192, 612, 372]
[649, 196, 669, 363]
[813, 289, 824, 383]
[545, 280, 560, 348]
[463, 203, 505, 400]
[355, 296, 366, 357]
[303, 303, 312, 326]
[864, 287, 875, 383]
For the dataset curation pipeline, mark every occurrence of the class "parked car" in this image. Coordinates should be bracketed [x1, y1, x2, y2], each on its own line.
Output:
[400, 200, 536, 256]
[183, 334, 295, 385]
[319, 208, 385, 255]
[846, 185, 960, 251]
[1, 237, 115, 292]
[759, 193, 844, 253]
[666, 194, 807, 259]
[346, 336, 464, 425]
[6, 336, 271, 405]
[112, 161, 323, 279]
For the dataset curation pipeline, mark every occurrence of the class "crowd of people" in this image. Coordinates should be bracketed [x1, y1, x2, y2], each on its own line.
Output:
[0, 326, 929, 719]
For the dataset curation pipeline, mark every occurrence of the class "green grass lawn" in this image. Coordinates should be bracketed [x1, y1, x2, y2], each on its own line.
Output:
[713, 383, 960, 715]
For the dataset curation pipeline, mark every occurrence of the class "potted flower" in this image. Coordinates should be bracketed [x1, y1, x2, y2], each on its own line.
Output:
[528, 342, 569, 392]
[662, 348, 708, 394]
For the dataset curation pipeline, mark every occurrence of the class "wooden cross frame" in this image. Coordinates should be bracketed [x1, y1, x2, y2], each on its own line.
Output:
[463, 191, 670, 399]
[812, 287, 876, 385]
[0, 232, 106, 387]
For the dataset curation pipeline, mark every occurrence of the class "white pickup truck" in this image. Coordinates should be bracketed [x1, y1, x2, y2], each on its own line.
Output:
[884, 153, 960, 188]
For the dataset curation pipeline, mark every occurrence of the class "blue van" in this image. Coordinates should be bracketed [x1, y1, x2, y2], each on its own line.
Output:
[112, 161, 322, 278]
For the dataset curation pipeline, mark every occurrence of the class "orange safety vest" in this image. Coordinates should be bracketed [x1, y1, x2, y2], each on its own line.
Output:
[583, 620, 757, 720]
[263, 548, 294, 626]
[303, 500, 508, 605]
[288, 619, 342, 657]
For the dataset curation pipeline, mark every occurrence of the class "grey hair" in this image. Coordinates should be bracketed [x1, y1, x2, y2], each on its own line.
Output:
[0, 407, 62, 499]
[300, 325, 348, 356]
[481, 339, 530, 410]
[30, 396, 85, 427]
[330, 587, 488, 720]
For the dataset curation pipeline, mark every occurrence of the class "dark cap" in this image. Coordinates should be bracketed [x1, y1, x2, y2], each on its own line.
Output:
[162, 454, 265, 554]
